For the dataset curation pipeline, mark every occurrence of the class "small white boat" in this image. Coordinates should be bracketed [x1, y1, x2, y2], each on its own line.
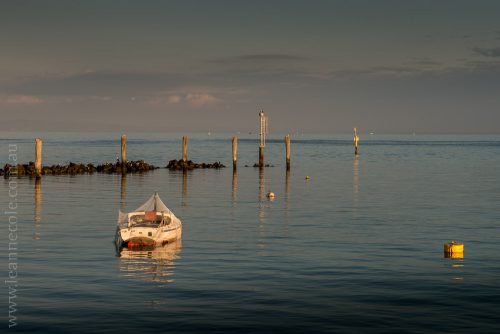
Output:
[115, 192, 182, 248]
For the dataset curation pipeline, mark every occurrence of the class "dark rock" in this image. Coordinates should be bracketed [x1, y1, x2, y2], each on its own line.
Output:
[42, 166, 53, 175]
[167, 159, 225, 171]
[1, 159, 158, 177]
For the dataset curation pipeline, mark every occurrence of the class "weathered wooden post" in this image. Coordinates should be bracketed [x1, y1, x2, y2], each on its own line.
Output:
[232, 136, 238, 170]
[259, 110, 267, 167]
[182, 136, 188, 162]
[121, 134, 127, 163]
[354, 128, 359, 155]
[35, 138, 42, 177]
[285, 134, 291, 170]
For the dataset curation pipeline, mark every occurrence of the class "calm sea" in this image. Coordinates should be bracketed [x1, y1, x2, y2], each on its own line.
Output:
[1, 132, 499, 333]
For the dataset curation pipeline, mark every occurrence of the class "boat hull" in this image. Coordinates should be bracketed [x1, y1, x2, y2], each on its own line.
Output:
[115, 224, 182, 248]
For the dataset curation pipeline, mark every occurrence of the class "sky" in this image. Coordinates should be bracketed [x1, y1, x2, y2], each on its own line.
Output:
[1, 0, 499, 134]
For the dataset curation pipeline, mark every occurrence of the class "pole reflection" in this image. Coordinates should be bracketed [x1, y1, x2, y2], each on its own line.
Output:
[34, 177, 42, 240]
[257, 167, 270, 256]
[353, 155, 359, 195]
[232, 168, 237, 205]
[258, 167, 265, 203]
[182, 170, 188, 207]
[285, 168, 290, 200]
[120, 174, 127, 210]
[284, 168, 290, 236]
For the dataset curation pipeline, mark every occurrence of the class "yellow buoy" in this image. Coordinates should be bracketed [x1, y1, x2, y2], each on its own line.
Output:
[267, 191, 275, 199]
[444, 241, 464, 258]
[305, 176, 310, 180]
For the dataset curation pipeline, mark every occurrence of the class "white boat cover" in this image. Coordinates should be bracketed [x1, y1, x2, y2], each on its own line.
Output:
[117, 192, 174, 226]
[134, 192, 171, 213]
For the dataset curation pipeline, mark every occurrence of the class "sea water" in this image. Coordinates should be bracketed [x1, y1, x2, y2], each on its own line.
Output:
[1, 132, 499, 333]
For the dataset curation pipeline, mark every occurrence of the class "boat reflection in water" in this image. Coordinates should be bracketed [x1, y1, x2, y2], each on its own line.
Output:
[116, 240, 182, 284]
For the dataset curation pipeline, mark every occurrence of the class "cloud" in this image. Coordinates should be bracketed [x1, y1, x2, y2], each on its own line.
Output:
[2, 70, 186, 96]
[408, 58, 442, 67]
[185, 93, 219, 107]
[329, 65, 427, 79]
[235, 54, 308, 61]
[463, 59, 500, 71]
[211, 54, 308, 64]
[167, 95, 182, 104]
[472, 47, 500, 57]
[147, 92, 220, 108]
[0, 94, 44, 105]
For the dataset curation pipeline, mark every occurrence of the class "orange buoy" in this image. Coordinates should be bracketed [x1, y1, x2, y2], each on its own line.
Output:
[444, 241, 464, 258]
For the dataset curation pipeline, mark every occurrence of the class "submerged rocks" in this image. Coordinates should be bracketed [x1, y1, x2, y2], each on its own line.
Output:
[2, 158, 227, 177]
[2, 160, 158, 177]
[42, 162, 96, 175]
[2, 162, 37, 177]
[167, 159, 225, 170]
[96, 160, 158, 173]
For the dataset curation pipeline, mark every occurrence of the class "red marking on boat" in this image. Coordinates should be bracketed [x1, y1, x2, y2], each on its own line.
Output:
[127, 240, 155, 248]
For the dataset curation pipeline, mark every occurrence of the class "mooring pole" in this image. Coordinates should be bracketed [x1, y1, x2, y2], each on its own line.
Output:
[354, 128, 359, 155]
[285, 134, 291, 170]
[259, 110, 266, 167]
[121, 134, 127, 164]
[35, 138, 42, 177]
[182, 136, 188, 162]
[232, 136, 237, 170]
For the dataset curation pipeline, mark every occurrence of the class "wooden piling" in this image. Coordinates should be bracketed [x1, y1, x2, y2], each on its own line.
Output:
[354, 128, 359, 155]
[121, 134, 127, 163]
[35, 138, 42, 177]
[285, 134, 291, 170]
[232, 136, 237, 170]
[182, 136, 188, 162]
[259, 110, 266, 167]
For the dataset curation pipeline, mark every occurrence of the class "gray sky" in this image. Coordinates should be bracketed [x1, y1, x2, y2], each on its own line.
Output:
[1, 0, 499, 134]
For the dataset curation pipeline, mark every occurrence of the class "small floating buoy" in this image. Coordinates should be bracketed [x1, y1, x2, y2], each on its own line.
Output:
[444, 241, 464, 258]
[267, 191, 275, 199]
[305, 176, 310, 180]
